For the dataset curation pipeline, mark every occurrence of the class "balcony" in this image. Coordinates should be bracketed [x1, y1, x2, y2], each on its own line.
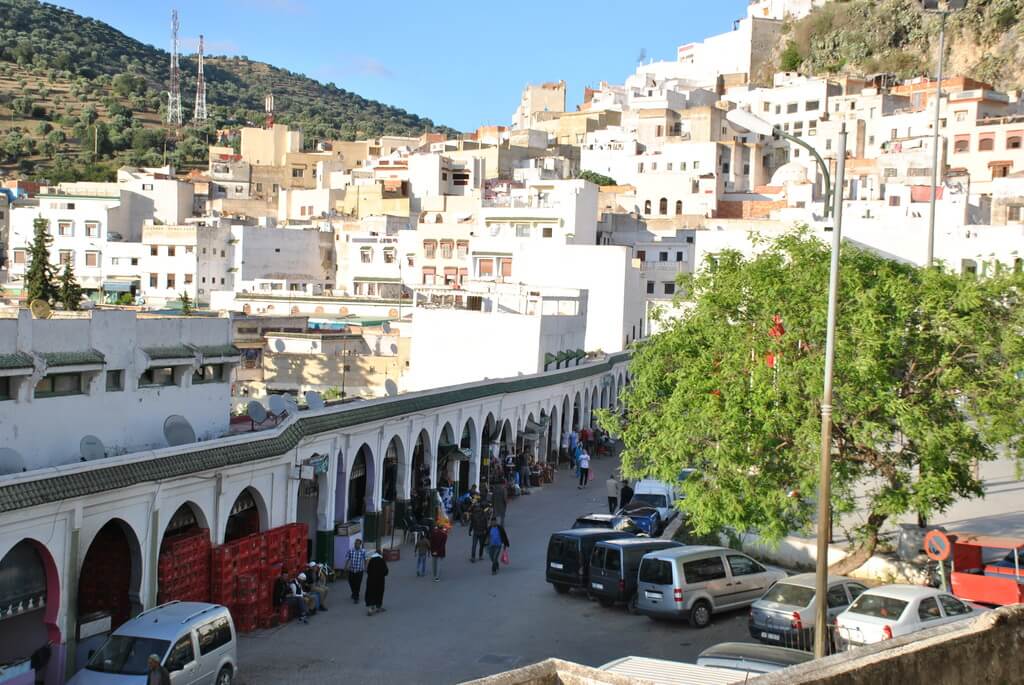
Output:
[482, 195, 557, 209]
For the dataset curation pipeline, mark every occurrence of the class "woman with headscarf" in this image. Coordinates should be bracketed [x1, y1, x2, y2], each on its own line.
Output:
[364, 550, 389, 616]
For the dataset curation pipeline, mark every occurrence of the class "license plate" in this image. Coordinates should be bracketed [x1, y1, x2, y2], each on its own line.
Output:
[591, 582, 604, 590]
[549, 562, 563, 570]
[645, 591, 662, 600]
[761, 632, 781, 641]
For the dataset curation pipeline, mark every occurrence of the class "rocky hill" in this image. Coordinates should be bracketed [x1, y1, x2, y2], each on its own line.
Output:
[771, 0, 1023, 91]
[0, 0, 456, 180]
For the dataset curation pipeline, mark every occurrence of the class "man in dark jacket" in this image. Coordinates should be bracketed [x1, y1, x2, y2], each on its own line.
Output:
[492, 481, 507, 526]
[429, 524, 448, 581]
[469, 502, 489, 562]
[365, 552, 389, 616]
[146, 655, 171, 685]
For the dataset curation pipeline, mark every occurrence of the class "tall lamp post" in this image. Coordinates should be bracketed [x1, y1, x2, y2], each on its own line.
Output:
[726, 108, 847, 659]
[922, 0, 968, 266]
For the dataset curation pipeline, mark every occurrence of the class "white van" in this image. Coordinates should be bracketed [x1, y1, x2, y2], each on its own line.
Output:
[68, 601, 238, 685]
[629, 479, 678, 528]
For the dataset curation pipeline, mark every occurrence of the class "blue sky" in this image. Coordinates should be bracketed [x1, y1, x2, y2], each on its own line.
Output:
[54, 1, 749, 131]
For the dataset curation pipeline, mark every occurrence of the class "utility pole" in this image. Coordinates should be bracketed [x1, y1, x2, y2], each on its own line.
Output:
[814, 125, 847, 659]
[926, 11, 946, 267]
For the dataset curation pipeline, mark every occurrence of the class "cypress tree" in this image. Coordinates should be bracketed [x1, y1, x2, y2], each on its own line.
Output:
[24, 217, 58, 304]
[58, 260, 83, 310]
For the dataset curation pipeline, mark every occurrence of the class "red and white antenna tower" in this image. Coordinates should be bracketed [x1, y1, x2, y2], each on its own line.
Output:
[193, 33, 208, 122]
[167, 9, 183, 127]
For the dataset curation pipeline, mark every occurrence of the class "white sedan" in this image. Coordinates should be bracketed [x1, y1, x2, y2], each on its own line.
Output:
[834, 584, 988, 647]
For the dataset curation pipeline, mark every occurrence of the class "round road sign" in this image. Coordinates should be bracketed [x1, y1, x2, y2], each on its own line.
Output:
[924, 529, 951, 561]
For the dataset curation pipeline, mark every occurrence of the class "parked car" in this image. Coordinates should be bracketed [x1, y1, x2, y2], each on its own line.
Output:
[635, 546, 787, 628]
[571, 513, 616, 530]
[611, 501, 661, 536]
[600, 656, 748, 684]
[546, 528, 634, 594]
[834, 584, 988, 648]
[696, 642, 812, 675]
[749, 573, 868, 651]
[68, 601, 237, 685]
[629, 479, 678, 532]
[589, 537, 683, 611]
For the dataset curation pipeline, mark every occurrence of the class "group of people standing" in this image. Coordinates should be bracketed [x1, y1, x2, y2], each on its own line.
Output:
[416, 483, 512, 577]
[561, 428, 595, 488]
[605, 475, 635, 513]
[272, 563, 331, 624]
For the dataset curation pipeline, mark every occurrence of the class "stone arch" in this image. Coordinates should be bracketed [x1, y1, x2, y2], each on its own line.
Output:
[79, 518, 144, 631]
[480, 413, 497, 486]
[561, 395, 571, 436]
[437, 421, 456, 488]
[341, 443, 376, 521]
[460, 416, 479, 493]
[590, 386, 599, 425]
[0, 538, 62, 678]
[383, 434, 405, 503]
[572, 391, 582, 429]
[499, 418, 515, 460]
[548, 404, 559, 463]
[412, 428, 433, 496]
[161, 500, 211, 542]
[610, 375, 618, 410]
[225, 485, 269, 542]
[600, 386, 609, 411]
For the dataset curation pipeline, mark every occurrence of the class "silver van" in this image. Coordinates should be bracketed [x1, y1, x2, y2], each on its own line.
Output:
[68, 601, 238, 685]
[636, 545, 786, 628]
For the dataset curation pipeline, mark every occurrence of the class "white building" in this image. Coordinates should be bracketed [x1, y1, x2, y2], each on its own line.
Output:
[0, 309, 238, 471]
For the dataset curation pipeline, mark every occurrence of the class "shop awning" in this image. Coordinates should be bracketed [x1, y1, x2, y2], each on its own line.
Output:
[102, 280, 135, 292]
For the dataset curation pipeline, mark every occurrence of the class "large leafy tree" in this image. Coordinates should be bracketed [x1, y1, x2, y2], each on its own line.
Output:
[24, 217, 59, 304]
[606, 230, 1024, 572]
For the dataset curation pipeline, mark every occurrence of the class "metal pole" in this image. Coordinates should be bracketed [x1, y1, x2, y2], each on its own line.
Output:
[777, 129, 832, 218]
[927, 11, 947, 267]
[814, 125, 846, 660]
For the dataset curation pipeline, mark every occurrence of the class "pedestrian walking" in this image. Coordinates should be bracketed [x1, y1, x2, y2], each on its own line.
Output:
[560, 430, 570, 465]
[364, 551, 389, 616]
[568, 430, 579, 468]
[606, 475, 620, 513]
[577, 450, 591, 488]
[486, 519, 510, 575]
[344, 538, 368, 604]
[580, 426, 591, 454]
[492, 480, 507, 526]
[414, 532, 430, 577]
[146, 654, 171, 685]
[620, 479, 633, 507]
[469, 501, 489, 562]
[429, 523, 448, 581]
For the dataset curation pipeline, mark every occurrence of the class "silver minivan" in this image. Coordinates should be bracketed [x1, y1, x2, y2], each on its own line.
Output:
[68, 601, 238, 685]
[636, 545, 786, 628]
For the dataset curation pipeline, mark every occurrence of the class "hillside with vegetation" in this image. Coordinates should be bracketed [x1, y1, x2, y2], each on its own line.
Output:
[0, 0, 456, 180]
[772, 0, 1023, 91]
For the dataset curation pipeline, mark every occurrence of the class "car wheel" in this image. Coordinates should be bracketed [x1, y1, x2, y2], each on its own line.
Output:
[553, 583, 570, 594]
[689, 600, 712, 629]
[598, 596, 614, 608]
[216, 667, 233, 685]
[626, 593, 639, 614]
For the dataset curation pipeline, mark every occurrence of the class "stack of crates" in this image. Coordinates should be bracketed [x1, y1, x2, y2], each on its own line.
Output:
[209, 544, 237, 607]
[157, 528, 211, 604]
[233, 573, 259, 633]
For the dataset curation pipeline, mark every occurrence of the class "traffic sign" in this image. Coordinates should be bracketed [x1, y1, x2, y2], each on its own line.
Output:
[924, 529, 952, 561]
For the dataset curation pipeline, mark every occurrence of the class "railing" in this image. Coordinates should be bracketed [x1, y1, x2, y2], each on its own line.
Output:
[482, 196, 557, 209]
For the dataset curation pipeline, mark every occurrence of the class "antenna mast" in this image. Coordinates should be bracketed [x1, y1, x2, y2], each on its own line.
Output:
[265, 92, 275, 129]
[167, 9, 183, 128]
[193, 33, 208, 122]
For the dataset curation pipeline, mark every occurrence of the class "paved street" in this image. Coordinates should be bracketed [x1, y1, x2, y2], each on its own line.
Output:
[236, 453, 755, 684]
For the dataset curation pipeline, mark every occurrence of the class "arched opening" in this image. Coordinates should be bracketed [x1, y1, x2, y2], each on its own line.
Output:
[590, 387, 599, 427]
[78, 519, 143, 651]
[481, 413, 497, 486]
[347, 444, 374, 521]
[600, 386, 609, 410]
[383, 435, 403, 504]
[547, 405, 559, 463]
[459, 418, 476, 495]
[157, 503, 212, 607]
[572, 392, 582, 429]
[499, 418, 514, 464]
[644, 199, 652, 214]
[224, 487, 267, 543]
[538, 409, 548, 462]
[659, 197, 668, 215]
[675, 200, 683, 215]
[411, 430, 433, 521]
[436, 422, 457, 515]
[610, 375, 618, 410]
[0, 539, 61, 685]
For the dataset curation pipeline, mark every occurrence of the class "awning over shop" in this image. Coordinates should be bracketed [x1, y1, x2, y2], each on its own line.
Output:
[102, 280, 135, 292]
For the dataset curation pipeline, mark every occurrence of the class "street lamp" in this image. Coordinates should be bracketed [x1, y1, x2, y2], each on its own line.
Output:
[728, 107, 848, 659]
[726, 108, 833, 218]
[921, 0, 968, 266]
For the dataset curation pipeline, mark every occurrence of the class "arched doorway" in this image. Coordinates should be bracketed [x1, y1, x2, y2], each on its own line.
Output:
[459, 418, 476, 495]
[158, 503, 212, 605]
[600, 386, 609, 411]
[383, 436, 403, 504]
[499, 419, 514, 481]
[436, 423, 457, 515]
[572, 392, 582, 430]
[480, 413, 497, 486]
[547, 405, 559, 463]
[346, 444, 374, 521]
[610, 375, 618, 410]
[538, 409, 548, 462]
[411, 429, 433, 521]
[590, 387, 599, 427]
[0, 539, 61, 685]
[224, 487, 266, 543]
[78, 519, 142, 637]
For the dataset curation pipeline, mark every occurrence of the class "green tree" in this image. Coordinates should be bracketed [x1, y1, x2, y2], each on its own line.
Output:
[578, 170, 617, 186]
[605, 231, 1024, 572]
[779, 40, 803, 71]
[58, 261, 83, 310]
[24, 218, 59, 304]
[179, 291, 194, 315]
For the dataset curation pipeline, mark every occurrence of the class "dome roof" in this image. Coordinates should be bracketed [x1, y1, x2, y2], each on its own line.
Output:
[770, 161, 809, 186]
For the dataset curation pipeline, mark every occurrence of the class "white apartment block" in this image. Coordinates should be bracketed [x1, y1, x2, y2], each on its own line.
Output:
[0, 309, 237, 470]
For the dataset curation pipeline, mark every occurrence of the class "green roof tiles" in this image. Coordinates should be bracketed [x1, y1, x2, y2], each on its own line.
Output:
[195, 344, 241, 358]
[0, 352, 630, 513]
[144, 345, 197, 360]
[40, 349, 105, 367]
[0, 352, 34, 370]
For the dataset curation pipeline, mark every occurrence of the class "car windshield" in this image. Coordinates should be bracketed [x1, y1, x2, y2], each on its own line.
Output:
[632, 493, 667, 508]
[86, 635, 170, 675]
[847, 594, 909, 620]
[761, 582, 815, 607]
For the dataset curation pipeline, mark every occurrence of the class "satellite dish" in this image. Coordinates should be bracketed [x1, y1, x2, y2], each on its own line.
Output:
[0, 448, 26, 475]
[247, 400, 268, 425]
[163, 415, 197, 447]
[30, 299, 51, 319]
[80, 435, 106, 462]
[268, 394, 287, 416]
[284, 394, 299, 414]
[385, 379, 398, 397]
[305, 391, 324, 410]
